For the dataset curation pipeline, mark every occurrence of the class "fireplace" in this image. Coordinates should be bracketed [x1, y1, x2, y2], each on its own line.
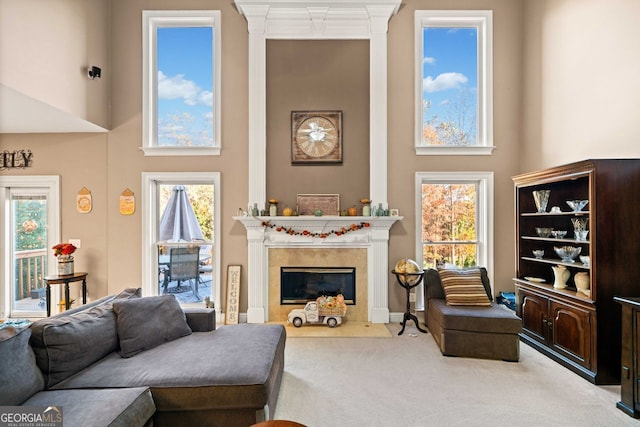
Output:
[281, 267, 356, 305]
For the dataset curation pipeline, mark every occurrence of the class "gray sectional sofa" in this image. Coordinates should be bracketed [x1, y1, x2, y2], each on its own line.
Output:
[0, 289, 286, 427]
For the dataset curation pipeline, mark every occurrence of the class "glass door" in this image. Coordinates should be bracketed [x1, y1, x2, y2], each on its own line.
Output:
[0, 176, 59, 319]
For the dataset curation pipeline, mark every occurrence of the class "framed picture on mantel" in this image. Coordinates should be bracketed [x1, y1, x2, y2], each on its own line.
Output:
[291, 111, 342, 164]
[297, 194, 340, 216]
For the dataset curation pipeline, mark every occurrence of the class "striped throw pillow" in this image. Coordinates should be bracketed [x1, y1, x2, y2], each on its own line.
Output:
[438, 268, 491, 306]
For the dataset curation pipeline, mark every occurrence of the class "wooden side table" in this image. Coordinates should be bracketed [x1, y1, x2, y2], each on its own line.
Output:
[43, 272, 88, 317]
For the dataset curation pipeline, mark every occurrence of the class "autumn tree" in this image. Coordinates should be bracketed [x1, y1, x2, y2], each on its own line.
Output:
[421, 183, 477, 268]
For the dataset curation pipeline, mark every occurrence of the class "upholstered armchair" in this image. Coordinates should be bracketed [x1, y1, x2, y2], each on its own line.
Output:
[423, 267, 522, 362]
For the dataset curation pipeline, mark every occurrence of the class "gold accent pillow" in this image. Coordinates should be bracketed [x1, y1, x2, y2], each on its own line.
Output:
[438, 268, 491, 306]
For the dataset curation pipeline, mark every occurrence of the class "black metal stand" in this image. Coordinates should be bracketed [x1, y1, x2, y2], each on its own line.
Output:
[392, 270, 429, 336]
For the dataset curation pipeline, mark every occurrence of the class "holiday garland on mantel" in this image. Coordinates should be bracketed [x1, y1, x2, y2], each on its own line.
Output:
[261, 220, 370, 238]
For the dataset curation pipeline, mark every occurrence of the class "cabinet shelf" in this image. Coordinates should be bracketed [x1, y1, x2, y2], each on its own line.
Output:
[521, 256, 590, 269]
[521, 211, 589, 217]
[522, 236, 589, 244]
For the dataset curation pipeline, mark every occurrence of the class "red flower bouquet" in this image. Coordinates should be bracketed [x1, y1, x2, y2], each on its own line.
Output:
[52, 243, 77, 257]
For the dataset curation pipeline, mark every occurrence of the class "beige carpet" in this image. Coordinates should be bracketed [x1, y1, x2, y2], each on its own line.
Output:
[273, 322, 634, 427]
[272, 321, 392, 338]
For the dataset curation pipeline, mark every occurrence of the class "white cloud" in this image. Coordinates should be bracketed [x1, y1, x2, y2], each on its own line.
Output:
[423, 72, 468, 93]
[158, 71, 212, 107]
[423, 57, 436, 65]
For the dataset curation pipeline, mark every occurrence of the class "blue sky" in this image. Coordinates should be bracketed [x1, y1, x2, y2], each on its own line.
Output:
[157, 26, 214, 146]
[422, 27, 478, 141]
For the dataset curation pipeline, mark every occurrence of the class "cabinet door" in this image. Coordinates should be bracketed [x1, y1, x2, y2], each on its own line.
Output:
[520, 289, 548, 344]
[549, 300, 592, 369]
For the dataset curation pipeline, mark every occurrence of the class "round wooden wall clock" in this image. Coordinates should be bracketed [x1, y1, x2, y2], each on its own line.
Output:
[291, 111, 342, 164]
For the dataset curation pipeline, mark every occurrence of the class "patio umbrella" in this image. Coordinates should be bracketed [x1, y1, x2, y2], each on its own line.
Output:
[158, 185, 204, 242]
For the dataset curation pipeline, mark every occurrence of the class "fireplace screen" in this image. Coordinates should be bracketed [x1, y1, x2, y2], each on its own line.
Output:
[280, 267, 355, 305]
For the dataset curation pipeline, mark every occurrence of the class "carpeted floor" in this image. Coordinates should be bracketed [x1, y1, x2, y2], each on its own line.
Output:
[274, 321, 392, 338]
[272, 322, 635, 427]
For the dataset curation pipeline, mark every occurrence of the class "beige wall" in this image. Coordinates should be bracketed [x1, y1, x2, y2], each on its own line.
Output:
[522, 0, 640, 171]
[4, 0, 639, 315]
[0, 0, 110, 128]
[266, 40, 370, 212]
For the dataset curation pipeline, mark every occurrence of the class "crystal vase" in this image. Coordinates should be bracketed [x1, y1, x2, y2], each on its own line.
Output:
[532, 190, 550, 213]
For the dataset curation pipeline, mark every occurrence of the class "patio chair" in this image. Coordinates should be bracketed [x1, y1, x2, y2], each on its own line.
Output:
[163, 247, 201, 300]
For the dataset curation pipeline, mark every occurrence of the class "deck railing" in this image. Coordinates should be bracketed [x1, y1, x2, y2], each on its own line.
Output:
[15, 249, 47, 300]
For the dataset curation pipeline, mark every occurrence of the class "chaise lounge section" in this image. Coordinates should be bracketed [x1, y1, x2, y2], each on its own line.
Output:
[423, 267, 522, 362]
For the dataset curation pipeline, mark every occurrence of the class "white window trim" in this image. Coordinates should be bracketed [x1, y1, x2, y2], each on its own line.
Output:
[141, 172, 221, 316]
[414, 10, 494, 155]
[142, 10, 222, 156]
[414, 171, 494, 309]
[0, 176, 60, 319]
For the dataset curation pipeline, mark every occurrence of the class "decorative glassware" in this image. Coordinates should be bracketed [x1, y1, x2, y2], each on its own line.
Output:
[532, 249, 544, 259]
[571, 217, 588, 231]
[554, 246, 582, 263]
[566, 200, 589, 212]
[551, 230, 567, 239]
[535, 227, 554, 238]
[532, 190, 550, 213]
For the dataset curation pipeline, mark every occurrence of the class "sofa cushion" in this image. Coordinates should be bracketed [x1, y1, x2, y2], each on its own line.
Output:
[113, 295, 192, 358]
[438, 268, 491, 306]
[0, 327, 44, 405]
[23, 387, 155, 427]
[430, 299, 522, 334]
[29, 288, 141, 388]
[52, 324, 286, 414]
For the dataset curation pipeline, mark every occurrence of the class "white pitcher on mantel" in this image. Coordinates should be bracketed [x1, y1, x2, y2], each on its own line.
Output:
[552, 265, 570, 289]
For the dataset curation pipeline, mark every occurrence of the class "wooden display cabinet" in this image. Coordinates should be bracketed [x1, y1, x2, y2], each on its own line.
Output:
[513, 159, 640, 385]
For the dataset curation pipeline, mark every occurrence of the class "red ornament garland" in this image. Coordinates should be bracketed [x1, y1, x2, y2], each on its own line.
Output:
[261, 220, 370, 238]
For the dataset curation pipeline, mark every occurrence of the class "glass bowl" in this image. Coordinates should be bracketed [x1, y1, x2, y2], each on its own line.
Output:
[554, 246, 582, 263]
[551, 230, 567, 239]
[535, 227, 554, 238]
[579, 255, 590, 267]
[532, 249, 544, 259]
[566, 200, 589, 212]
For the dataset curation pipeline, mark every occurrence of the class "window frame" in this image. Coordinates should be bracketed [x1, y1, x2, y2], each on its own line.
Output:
[414, 10, 493, 156]
[142, 10, 221, 156]
[141, 172, 221, 314]
[414, 171, 494, 309]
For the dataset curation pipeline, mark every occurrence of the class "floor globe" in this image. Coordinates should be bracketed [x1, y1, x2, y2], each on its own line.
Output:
[393, 258, 423, 286]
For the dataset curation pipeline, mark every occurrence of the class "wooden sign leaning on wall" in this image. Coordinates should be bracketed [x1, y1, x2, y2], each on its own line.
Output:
[225, 265, 241, 325]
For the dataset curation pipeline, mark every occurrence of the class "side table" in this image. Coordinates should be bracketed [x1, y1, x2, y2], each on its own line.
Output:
[392, 270, 428, 336]
[44, 272, 88, 317]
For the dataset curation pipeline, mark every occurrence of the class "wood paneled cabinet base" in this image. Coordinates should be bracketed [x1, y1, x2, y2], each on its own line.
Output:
[513, 159, 640, 385]
[614, 297, 640, 418]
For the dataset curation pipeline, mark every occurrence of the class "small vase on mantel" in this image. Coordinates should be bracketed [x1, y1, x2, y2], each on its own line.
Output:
[57, 255, 74, 276]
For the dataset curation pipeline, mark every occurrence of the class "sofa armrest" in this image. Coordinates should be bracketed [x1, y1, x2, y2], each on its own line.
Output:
[184, 308, 216, 332]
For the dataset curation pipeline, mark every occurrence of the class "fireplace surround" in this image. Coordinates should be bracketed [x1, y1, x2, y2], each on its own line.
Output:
[235, 216, 400, 323]
[234, 0, 402, 323]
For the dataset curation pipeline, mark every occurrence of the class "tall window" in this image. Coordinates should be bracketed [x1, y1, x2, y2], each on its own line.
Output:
[415, 10, 493, 155]
[0, 176, 60, 319]
[142, 10, 221, 156]
[142, 173, 221, 311]
[415, 172, 493, 307]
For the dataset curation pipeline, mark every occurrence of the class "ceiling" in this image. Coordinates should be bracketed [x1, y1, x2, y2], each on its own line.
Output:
[0, 84, 107, 134]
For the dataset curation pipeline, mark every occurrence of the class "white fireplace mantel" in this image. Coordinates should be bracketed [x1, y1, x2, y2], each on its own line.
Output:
[235, 216, 402, 323]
